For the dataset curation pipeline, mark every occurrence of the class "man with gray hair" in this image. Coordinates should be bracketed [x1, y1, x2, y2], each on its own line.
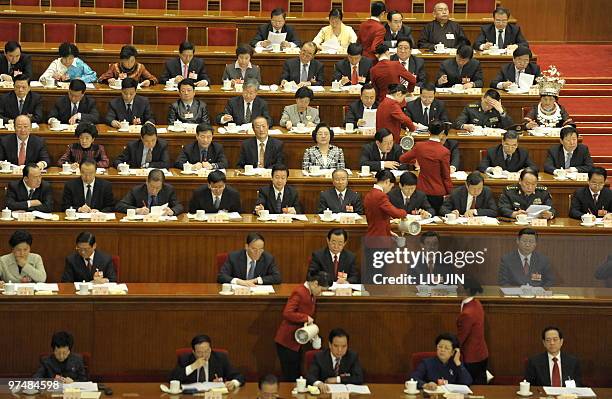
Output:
[280, 42, 325, 88]
[215, 79, 272, 126]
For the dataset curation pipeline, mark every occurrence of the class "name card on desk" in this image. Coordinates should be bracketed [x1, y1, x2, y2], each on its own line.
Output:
[204, 392, 222, 399]
[331, 393, 349, 399]
[603, 219, 612, 228]
[529, 87, 540, 95]
[208, 214, 229, 223]
[466, 217, 482, 225]
[90, 213, 107, 222]
[531, 218, 547, 227]
[16, 212, 35, 222]
[143, 214, 160, 223]
[335, 287, 352, 296]
[276, 214, 293, 223]
[506, 172, 520, 181]
[92, 286, 110, 295]
[466, 88, 482, 95]
[63, 389, 82, 399]
[338, 215, 356, 224]
[575, 173, 588, 181]
[233, 287, 250, 296]
[17, 286, 34, 295]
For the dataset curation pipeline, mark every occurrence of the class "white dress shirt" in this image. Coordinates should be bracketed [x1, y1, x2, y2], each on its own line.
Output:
[547, 351, 563, 384]
[229, 253, 263, 285]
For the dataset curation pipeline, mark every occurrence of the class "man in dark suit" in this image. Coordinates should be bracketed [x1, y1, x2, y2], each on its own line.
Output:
[236, 116, 285, 168]
[250, 7, 301, 49]
[595, 254, 612, 286]
[405, 83, 450, 127]
[440, 172, 498, 217]
[332, 43, 372, 86]
[474, 7, 529, 50]
[189, 170, 241, 214]
[390, 36, 426, 87]
[370, 44, 416, 103]
[418, 2, 467, 49]
[317, 169, 363, 214]
[439, 128, 460, 172]
[0, 41, 33, 81]
[170, 334, 245, 389]
[308, 229, 359, 286]
[436, 45, 483, 88]
[159, 41, 210, 86]
[344, 84, 378, 126]
[280, 42, 325, 87]
[216, 80, 273, 126]
[359, 128, 408, 172]
[543, 126, 593, 175]
[525, 327, 582, 387]
[490, 46, 541, 89]
[569, 167, 612, 220]
[384, 10, 413, 48]
[357, 1, 386, 59]
[388, 172, 435, 217]
[47, 79, 99, 125]
[409, 231, 455, 282]
[217, 232, 282, 285]
[61, 232, 117, 283]
[479, 130, 537, 173]
[0, 74, 43, 124]
[62, 159, 115, 212]
[174, 123, 228, 169]
[0, 115, 51, 168]
[455, 89, 515, 131]
[498, 168, 556, 220]
[306, 328, 364, 393]
[254, 164, 302, 214]
[116, 169, 183, 215]
[498, 228, 554, 287]
[105, 77, 154, 127]
[5, 164, 53, 212]
[167, 79, 210, 125]
[33, 331, 88, 382]
[113, 123, 170, 168]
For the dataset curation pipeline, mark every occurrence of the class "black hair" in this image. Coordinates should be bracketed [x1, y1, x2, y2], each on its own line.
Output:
[246, 232, 265, 244]
[196, 123, 213, 133]
[371, 1, 386, 17]
[518, 227, 538, 239]
[493, 6, 511, 18]
[466, 171, 483, 186]
[396, 35, 414, 48]
[399, 171, 418, 186]
[420, 230, 440, 244]
[541, 326, 563, 340]
[374, 128, 393, 142]
[22, 163, 39, 178]
[329, 328, 349, 343]
[69, 79, 86, 93]
[503, 130, 520, 141]
[178, 78, 195, 90]
[179, 41, 195, 53]
[119, 45, 138, 60]
[140, 122, 158, 137]
[519, 167, 539, 181]
[462, 275, 483, 296]
[58, 42, 79, 58]
[258, 374, 278, 389]
[312, 123, 333, 142]
[457, 45, 473, 60]
[435, 333, 459, 349]
[347, 43, 363, 56]
[429, 120, 444, 135]
[271, 163, 289, 176]
[513, 45, 532, 59]
[76, 231, 96, 246]
[14, 74, 29, 83]
[387, 9, 402, 21]
[484, 88, 501, 101]
[560, 125, 577, 140]
[4, 41, 21, 53]
[270, 7, 286, 18]
[190, 334, 212, 350]
[306, 270, 330, 287]
[51, 331, 74, 350]
[422, 82, 436, 92]
[329, 7, 343, 20]
[332, 168, 348, 179]
[207, 170, 227, 184]
[9, 230, 32, 248]
[375, 43, 389, 55]
[361, 83, 376, 94]
[375, 169, 396, 183]
[75, 121, 98, 138]
[235, 43, 254, 57]
[147, 168, 165, 183]
[121, 77, 138, 90]
[388, 83, 408, 95]
[327, 228, 348, 241]
[589, 166, 607, 181]
[295, 86, 314, 100]
[79, 159, 97, 169]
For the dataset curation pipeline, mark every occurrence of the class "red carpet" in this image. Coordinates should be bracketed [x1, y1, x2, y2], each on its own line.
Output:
[531, 45, 612, 82]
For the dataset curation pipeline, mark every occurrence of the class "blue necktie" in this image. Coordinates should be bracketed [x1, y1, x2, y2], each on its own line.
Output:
[247, 260, 256, 280]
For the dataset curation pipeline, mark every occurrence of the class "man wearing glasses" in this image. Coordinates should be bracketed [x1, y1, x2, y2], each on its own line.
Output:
[569, 167, 612, 220]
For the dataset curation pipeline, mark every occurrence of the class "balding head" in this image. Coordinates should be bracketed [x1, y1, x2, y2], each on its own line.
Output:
[15, 115, 31, 141]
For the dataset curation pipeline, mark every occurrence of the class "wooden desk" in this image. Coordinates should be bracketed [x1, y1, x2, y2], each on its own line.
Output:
[0, 84, 539, 128]
[1, 285, 610, 385]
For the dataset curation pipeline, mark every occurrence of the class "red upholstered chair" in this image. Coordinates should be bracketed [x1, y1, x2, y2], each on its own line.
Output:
[384, 0, 413, 13]
[175, 347, 229, 362]
[425, 0, 453, 13]
[219, 0, 248, 11]
[522, 106, 531, 119]
[467, 0, 496, 13]
[480, 149, 487, 161]
[342, 0, 370, 13]
[51, 0, 80, 7]
[10, 0, 40, 5]
[43, 23, 76, 43]
[410, 351, 436, 372]
[138, 0, 166, 9]
[156, 26, 188, 46]
[206, 27, 237, 46]
[0, 21, 21, 42]
[179, 0, 207, 10]
[112, 255, 121, 282]
[102, 25, 133, 45]
[303, 0, 331, 12]
[260, 0, 287, 12]
[95, 0, 124, 7]
[304, 349, 321, 373]
[216, 252, 229, 271]
[40, 352, 91, 372]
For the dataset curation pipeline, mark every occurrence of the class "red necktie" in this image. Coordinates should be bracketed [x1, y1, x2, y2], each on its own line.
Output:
[523, 258, 529, 275]
[183, 64, 188, 78]
[351, 66, 358, 85]
[18, 142, 26, 165]
[551, 357, 561, 387]
[333, 254, 339, 277]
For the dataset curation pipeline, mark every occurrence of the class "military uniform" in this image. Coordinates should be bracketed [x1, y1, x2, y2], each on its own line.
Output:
[498, 185, 556, 218]
[454, 103, 514, 130]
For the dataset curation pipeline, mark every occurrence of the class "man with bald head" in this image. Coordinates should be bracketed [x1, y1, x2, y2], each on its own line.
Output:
[418, 2, 467, 50]
[0, 115, 50, 169]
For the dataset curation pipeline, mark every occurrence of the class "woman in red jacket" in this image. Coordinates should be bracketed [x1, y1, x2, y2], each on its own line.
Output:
[274, 271, 329, 381]
[457, 277, 489, 384]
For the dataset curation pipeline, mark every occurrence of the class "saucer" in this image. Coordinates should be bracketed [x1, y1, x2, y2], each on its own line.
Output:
[320, 217, 334, 222]
[0, 170, 13, 174]
[329, 88, 342, 92]
[580, 222, 596, 227]
[49, 127, 65, 131]
[75, 291, 90, 295]
[218, 291, 234, 295]
[257, 217, 272, 221]
[515, 221, 529, 225]
[445, 220, 458, 225]
[167, 389, 182, 395]
[59, 171, 73, 175]
[118, 128, 130, 132]
[118, 172, 131, 176]
[64, 216, 78, 221]
[0, 217, 13, 221]
[220, 87, 233, 91]
[2, 291, 17, 296]
[242, 171, 258, 176]
[180, 170, 197, 175]
[404, 389, 419, 394]
[321, 291, 335, 296]
[357, 172, 371, 177]
[516, 391, 533, 396]
[163, 87, 178, 91]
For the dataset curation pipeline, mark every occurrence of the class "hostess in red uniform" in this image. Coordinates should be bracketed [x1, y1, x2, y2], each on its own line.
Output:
[357, 2, 387, 60]
[457, 279, 489, 384]
[376, 84, 416, 143]
[364, 169, 408, 237]
[369, 45, 416, 103]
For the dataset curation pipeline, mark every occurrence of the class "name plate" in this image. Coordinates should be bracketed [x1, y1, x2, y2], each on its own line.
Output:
[92, 286, 110, 295]
[506, 172, 520, 181]
[233, 287, 250, 296]
[338, 215, 356, 224]
[143, 214, 160, 223]
[466, 217, 482, 225]
[576, 173, 588, 181]
[603, 219, 612, 228]
[204, 391, 222, 399]
[276, 214, 293, 223]
[208, 214, 228, 223]
[16, 212, 35, 222]
[63, 389, 82, 399]
[335, 287, 352, 296]
[17, 286, 34, 295]
[261, 170, 272, 178]
[528, 87, 540, 95]
[466, 87, 482, 95]
[331, 392, 349, 399]
[531, 218, 547, 227]
[90, 213, 107, 222]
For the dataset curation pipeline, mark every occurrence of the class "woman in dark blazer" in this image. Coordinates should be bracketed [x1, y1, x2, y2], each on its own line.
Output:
[221, 44, 261, 85]
[57, 122, 110, 168]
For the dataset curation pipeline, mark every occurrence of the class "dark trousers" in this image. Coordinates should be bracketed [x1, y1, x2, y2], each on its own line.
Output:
[276, 343, 302, 382]
[427, 195, 444, 215]
[465, 358, 488, 385]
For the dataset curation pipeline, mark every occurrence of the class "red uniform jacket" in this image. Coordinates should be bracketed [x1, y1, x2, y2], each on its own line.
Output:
[457, 298, 489, 363]
[369, 59, 416, 103]
[357, 19, 386, 60]
[274, 285, 315, 352]
[399, 140, 453, 196]
[376, 97, 416, 143]
[364, 187, 407, 237]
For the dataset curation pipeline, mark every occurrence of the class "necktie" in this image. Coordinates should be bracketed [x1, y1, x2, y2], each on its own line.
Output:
[470, 195, 477, 209]
[145, 148, 152, 166]
[86, 259, 92, 273]
[149, 195, 157, 208]
[247, 260, 256, 280]
[276, 192, 282, 213]
[258, 142, 265, 168]
[333, 254, 339, 277]
[505, 154, 511, 168]
[523, 257, 529, 275]
[338, 192, 344, 207]
[213, 196, 220, 210]
[200, 148, 208, 162]
[7, 63, 12, 74]
[593, 193, 599, 205]
[516, 70, 522, 84]
[551, 357, 561, 387]
[351, 66, 358, 85]
[334, 357, 341, 376]
[28, 188, 34, 200]
[401, 61, 407, 69]
[300, 64, 308, 82]
[85, 184, 92, 206]
[497, 29, 504, 48]
[382, 152, 387, 161]
[564, 152, 572, 169]
[18, 142, 26, 165]
[245, 102, 252, 122]
[183, 64, 188, 78]
[424, 107, 430, 125]
[18, 99, 24, 114]
[458, 66, 463, 76]
[71, 103, 78, 116]
[404, 196, 409, 209]
[185, 104, 191, 114]
[428, 258, 434, 274]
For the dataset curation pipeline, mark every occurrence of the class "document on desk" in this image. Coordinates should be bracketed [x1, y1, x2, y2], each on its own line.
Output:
[543, 387, 596, 397]
[442, 384, 473, 394]
[347, 385, 371, 394]
[267, 31, 287, 44]
[75, 213, 116, 220]
[182, 382, 226, 392]
[331, 282, 363, 291]
[31, 211, 54, 220]
[526, 205, 551, 217]
[519, 72, 535, 89]
[249, 285, 275, 294]
[63, 382, 98, 392]
[363, 109, 377, 128]
[326, 385, 348, 393]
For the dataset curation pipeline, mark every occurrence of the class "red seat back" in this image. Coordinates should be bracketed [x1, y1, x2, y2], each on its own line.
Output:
[304, 349, 321, 373]
[522, 106, 531, 119]
[0, 21, 21, 42]
[410, 351, 436, 372]
[216, 252, 229, 271]
[385, 0, 413, 13]
[467, 0, 496, 13]
[206, 27, 237, 46]
[302, 0, 331, 12]
[102, 25, 133, 45]
[95, 0, 124, 7]
[425, 0, 453, 13]
[342, 0, 370, 13]
[111, 255, 121, 281]
[138, 0, 166, 8]
[157, 26, 188, 45]
[44, 23, 76, 43]
[11, 0, 40, 5]
[260, 0, 287, 11]
[220, 0, 248, 11]
[51, 0, 80, 6]
[179, 0, 207, 10]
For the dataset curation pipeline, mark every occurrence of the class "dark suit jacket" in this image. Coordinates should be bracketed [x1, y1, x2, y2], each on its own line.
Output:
[159, 57, 210, 84]
[390, 54, 426, 87]
[317, 188, 364, 214]
[332, 58, 373, 84]
[490, 62, 541, 88]
[525, 352, 582, 387]
[104, 95, 154, 125]
[479, 145, 537, 173]
[189, 185, 242, 213]
[250, 22, 301, 47]
[436, 58, 484, 88]
[61, 250, 117, 282]
[33, 353, 87, 381]
[388, 188, 435, 216]
[116, 182, 183, 215]
[384, 23, 413, 47]
[498, 250, 554, 287]
[215, 95, 273, 126]
[439, 185, 498, 217]
[61, 177, 115, 212]
[175, 141, 229, 169]
[474, 23, 529, 49]
[308, 247, 359, 286]
[0, 134, 51, 166]
[0, 91, 44, 124]
[306, 348, 364, 386]
[595, 254, 612, 283]
[169, 351, 245, 385]
[404, 98, 450, 125]
[344, 100, 378, 125]
[280, 57, 325, 86]
[569, 187, 612, 219]
[255, 184, 302, 214]
[543, 144, 593, 174]
[236, 137, 285, 168]
[113, 138, 170, 168]
[444, 139, 460, 169]
[410, 357, 473, 388]
[47, 94, 99, 124]
[217, 249, 281, 284]
[5, 180, 53, 212]
[0, 53, 33, 80]
[359, 142, 408, 172]
[167, 99, 210, 125]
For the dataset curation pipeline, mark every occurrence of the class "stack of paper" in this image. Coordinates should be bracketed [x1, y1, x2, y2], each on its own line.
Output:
[451, 171, 468, 180]
[317, 213, 362, 222]
[330, 283, 363, 291]
[75, 213, 116, 220]
[260, 214, 308, 221]
[63, 382, 99, 392]
[543, 387, 596, 397]
[326, 385, 371, 394]
[181, 382, 226, 392]
[73, 282, 129, 292]
[442, 384, 473, 394]
[32, 211, 55, 220]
